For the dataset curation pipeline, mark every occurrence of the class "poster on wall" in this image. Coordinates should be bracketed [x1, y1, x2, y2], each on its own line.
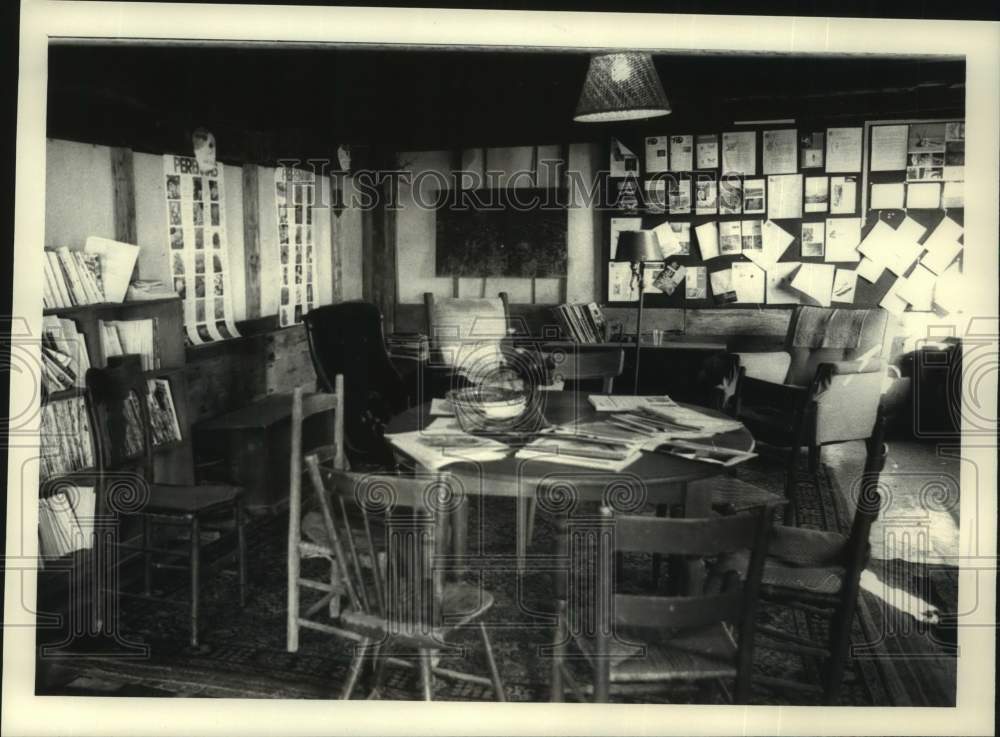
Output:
[276, 167, 318, 328]
[163, 155, 241, 346]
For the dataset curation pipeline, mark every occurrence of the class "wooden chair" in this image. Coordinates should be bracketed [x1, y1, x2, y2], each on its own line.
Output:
[551, 506, 771, 703]
[300, 463, 507, 700]
[85, 354, 246, 648]
[423, 292, 512, 391]
[286, 378, 348, 652]
[722, 415, 890, 704]
[543, 344, 625, 394]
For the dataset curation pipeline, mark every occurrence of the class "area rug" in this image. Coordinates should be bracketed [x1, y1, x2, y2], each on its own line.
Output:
[38, 455, 957, 704]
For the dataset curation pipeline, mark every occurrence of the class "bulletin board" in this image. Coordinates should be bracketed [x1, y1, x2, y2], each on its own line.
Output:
[601, 116, 964, 314]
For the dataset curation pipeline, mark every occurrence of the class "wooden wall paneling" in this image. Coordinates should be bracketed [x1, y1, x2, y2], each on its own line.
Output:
[449, 149, 463, 298]
[683, 307, 792, 340]
[110, 147, 138, 280]
[560, 142, 571, 304]
[241, 164, 262, 319]
[380, 183, 398, 333]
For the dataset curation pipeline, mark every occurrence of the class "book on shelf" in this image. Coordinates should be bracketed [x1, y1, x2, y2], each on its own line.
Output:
[553, 302, 608, 343]
[100, 318, 160, 370]
[126, 280, 178, 302]
[41, 316, 91, 393]
[44, 247, 107, 308]
[39, 395, 95, 481]
[38, 486, 95, 560]
[148, 378, 183, 446]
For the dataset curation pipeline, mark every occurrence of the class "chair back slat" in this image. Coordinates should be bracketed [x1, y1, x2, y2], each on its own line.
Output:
[612, 512, 763, 557]
[613, 590, 744, 630]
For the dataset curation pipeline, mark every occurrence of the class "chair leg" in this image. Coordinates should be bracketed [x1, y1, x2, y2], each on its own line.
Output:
[419, 649, 435, 701]
[783, 445, 801, 526]
[823, 607, 854, 704]
[341, 639, 370, 700]
[142, 516, 152, 596]
[651, 504, 668, 589]
[189, 516, 201, 648]
[808, 444, 821, 474]
[525, 498, 537, 551]
[368, 639, 391, 699]
[235, 500, 247, 607]
[478, 622, 506, 702]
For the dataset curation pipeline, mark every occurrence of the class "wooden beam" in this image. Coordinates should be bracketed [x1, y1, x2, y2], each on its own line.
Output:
[361, 162, 397, 333]
[110, 146, 137, 257]
[241, 164, 262, 319]
[328, 173, 343, 303]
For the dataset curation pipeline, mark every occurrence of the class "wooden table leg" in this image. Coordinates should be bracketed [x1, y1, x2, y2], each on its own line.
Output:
[190, 516, 201, 648]
[679, 480, 713, 593]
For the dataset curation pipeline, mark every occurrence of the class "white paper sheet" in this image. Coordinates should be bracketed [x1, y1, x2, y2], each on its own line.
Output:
[645, 179, 667, 212]
[790, 263, 836, 307]
[740, 219, 763, 252]
[829, 175, 857, 215]
[870, 183, 905, 209]
[804, 176, 829, 213]
[652, 221, 682, 258]
[608, 262, 638, 302]
[719, 221, 742, 255]
[746, 219, 794, 270]
[762, 129, 798, 175]
[921, 236, 963, 275]
[800, 131, 825, 168]
[870, 125, 909, 171]
[832, 268, 858, 303]
[83, 237, 140, 304]
[610, 138, 639, 177]
[722, 131, 756, 176]
[906, 182, 942, 209]
[696, 134, 719, 168]
[732, 261, 766, 303]
[856, 257, 886, 283]
[653, 262, 686, 295]
[826, 127, 863, 172]
[825, 218, 862, 263]
[879, 277, 909, 316]
[742, 178, 766, 215]
[710, 268, 737, 303]
[800, 221, 826, 258]
[767, 174, 803, 219]
[670, 134, 694, 171]
[766, 261, 802, 304]
[645, 136, 669, 173]
[932, 262, 963, 313]
[694, 179, 718, 214]
[897, 264, 937, 311]
[668, 179, 692, 214]
[695, 222, 721, 260]
[942, 181, 964, 208]
[685, 265, 707, 299]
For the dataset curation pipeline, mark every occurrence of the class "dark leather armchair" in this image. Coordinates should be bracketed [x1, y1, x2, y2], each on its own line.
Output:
[303, 302, 409, 469]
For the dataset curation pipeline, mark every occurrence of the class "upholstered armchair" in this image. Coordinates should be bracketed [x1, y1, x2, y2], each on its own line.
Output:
[721, 306, 891, 521]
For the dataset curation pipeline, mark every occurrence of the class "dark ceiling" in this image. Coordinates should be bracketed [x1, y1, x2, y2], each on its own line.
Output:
[46, 43, 965, 164]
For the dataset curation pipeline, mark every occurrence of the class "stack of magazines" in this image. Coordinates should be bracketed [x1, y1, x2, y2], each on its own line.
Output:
[101, 319, 160, 371]
[39, 396, 95, 481]
[386, 333, 430, 361]
[553, 303, 608, 343]
[386, 418, 509, 470]
[38, 486, 95, 560]
[43, 247, 106, 309]
[41, 316, 91, 393]
[516, 424, 645, 471]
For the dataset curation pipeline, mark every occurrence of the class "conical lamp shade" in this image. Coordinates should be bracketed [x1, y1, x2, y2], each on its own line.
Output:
[574, 52, 671, 123]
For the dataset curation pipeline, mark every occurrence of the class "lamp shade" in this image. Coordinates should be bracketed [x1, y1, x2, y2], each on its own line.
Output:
[574, 53, 671, 123]
[615, 230, 663, 263]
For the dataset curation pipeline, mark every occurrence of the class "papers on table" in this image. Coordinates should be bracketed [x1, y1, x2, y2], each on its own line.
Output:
[695, 222, 720, 260]
[732, 262, 765, 303]
[767, 174, 803, 219]
[589, 394, 680, 412]
[654, 440, 757, 468]
[825, 127, 863, 172]
[824, 218, 862, 263]
[516, 433, 644, 472]
[387, 423, 510, 470]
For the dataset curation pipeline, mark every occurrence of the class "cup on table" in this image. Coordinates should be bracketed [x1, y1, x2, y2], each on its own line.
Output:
[650, 329, 664, 346]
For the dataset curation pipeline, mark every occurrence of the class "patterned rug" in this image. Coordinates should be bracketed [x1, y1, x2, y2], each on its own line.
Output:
[37, 455, 957, 704]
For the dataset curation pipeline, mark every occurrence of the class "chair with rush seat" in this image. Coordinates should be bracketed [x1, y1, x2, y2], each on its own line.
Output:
[85, 354, 246, 648]
[303, 302, 409, 470]
[721, 306, 890, 522]
[423, 292, 515, 391]
[550, 506, 771, 704]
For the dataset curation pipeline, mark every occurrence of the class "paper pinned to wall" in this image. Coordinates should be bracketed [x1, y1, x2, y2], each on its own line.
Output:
[732, 261, 766, 303]
[832, 268, 858, 303]
[790, 263, 836, 307]
[668, 179, 692, 215]
[685, 265, 708, 299]
[767, 174, 803, 219]
[870, 124, 909, 171]
[921, 219, 963, 274]
[829, 175, 857, 215]
[879, 277, 909, 316]
[669, 134, 694, 171]
[932, 262, 963, 313]
[610, 217, 642, 259]
[855, 218, 923, 276]
[906, 182, 941, 209]
[870, 182, 905, 209]
[710, 268, 737, 304]
[897, 264, 937, 311]
[608, 262, 637, 302]
[610, 138, 639, 177]
[696, 134, 719, 169]
[694, 179, 718, 215]
[651, 221, 682, 258]
[645, 136, 669, 173]
[719, 221, 742, 256]
[824, 218, 862, 263]
[856, 257, 886, 283]
[740, 219, 763, 253]
[800, 221, 826, 258]
[825, 127, 863, 172]
[722, 131, 756, 176]
[762, 129, 798, 175]
[652, 261, 686, 295]
[804, 176, 829, 213]
[766, 261, 802, 305]
[741, 178, 766, 215]
[645, 179, 667, 213]
[746, 219, 794, 270]
[83, 237, 140, 304]
[695, 222, 721, 260]
[942, 181, 964, 208]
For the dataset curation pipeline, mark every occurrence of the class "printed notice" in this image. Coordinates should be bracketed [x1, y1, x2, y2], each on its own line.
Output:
[741, 178, 766, 215]
[870, 124, 908, 171]
[870, 183, 905, 210]
[611, 138, 639, 177]
[801, 221, 826, 258]
[800, 131, 824, 168]
[804, 177, 829, 213]
[732, 261, 765, 303]
[722, 131, 756, 176]
[609, 217, 642, 259]
[740, 219, 763, 252]
[825, 217, 862, 263]
[719, 221, 742, 255]
[668, 179, 692, 214]
[829, 175, 857, 215]
[695, 221, 721, 260]
[762, 129, 797, 175]
[670, 134, 694, 171]
[645, 136, 669, 173]
[685, 265, 708, 299]
[767, 174, 802, 219]
[696, 134, 719, 168]
[826, 127, 863, 172]
[710, 268, 737, 304]
[694, 179, 718, 215]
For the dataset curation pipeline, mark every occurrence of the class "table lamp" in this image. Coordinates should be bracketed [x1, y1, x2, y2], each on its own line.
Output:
[615, 229, 662, 393]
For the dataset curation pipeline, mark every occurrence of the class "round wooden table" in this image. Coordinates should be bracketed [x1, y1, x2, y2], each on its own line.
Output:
[387, 391, 755, 580]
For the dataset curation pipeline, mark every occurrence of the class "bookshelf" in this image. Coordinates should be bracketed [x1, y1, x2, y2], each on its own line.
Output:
[37, 296, 194, 643]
